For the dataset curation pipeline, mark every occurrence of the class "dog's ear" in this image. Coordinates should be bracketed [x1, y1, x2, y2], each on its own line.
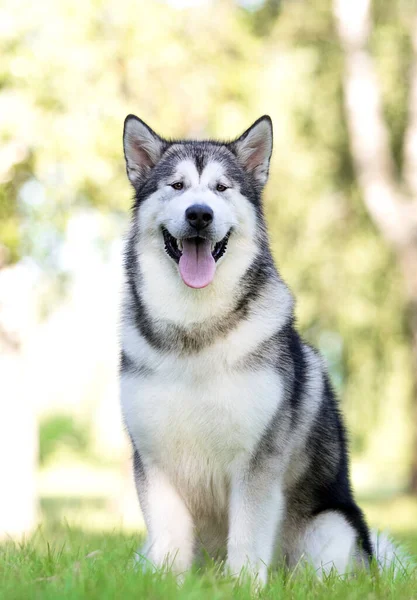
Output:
[123, 115, 165, 187]
[229, 116, 273, 187]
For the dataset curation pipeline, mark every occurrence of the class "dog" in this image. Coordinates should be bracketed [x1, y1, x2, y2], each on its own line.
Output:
[120, 114, 401, 583]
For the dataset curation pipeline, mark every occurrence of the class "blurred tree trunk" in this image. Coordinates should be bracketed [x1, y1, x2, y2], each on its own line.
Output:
[334, 0, 417, 492]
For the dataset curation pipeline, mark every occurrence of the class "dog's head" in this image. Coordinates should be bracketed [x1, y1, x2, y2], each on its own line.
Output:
[123, 116, 272, 292]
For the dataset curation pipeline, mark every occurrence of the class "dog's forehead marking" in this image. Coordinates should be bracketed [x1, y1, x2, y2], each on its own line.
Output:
[200, 161, 227, 186]
[173, 158, 227, 188]
[174, 159, 199, 186]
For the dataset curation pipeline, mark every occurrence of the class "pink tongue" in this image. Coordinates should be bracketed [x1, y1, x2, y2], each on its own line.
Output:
[179, 239, 216, 288]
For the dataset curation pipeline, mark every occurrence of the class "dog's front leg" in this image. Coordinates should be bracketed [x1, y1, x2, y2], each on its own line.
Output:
[133, 452, 194, 575]
[226, 465, 284, 586]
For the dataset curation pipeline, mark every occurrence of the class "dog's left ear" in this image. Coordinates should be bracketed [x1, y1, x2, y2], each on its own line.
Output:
[229, 116, 273, 187]
[123, 115, 166, 187]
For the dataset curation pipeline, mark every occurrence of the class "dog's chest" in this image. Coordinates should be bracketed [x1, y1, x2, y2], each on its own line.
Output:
[124, 357, 282, 507]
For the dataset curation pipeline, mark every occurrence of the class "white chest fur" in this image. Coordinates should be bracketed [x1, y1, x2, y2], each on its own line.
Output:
[121, 351, 283, 516]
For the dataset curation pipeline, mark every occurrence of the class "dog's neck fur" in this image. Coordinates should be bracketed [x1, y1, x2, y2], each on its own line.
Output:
[125, 222, 295, 358]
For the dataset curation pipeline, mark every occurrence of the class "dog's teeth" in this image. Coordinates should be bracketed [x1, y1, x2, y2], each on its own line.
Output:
[177, 240, 183, 251]
[211, 242, 216, 251]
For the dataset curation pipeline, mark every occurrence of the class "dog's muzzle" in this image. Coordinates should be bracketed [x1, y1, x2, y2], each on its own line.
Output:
[162, 227, 231, 289]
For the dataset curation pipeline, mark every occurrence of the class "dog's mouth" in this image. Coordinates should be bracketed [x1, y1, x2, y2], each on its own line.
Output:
[162, 228, 231, 289]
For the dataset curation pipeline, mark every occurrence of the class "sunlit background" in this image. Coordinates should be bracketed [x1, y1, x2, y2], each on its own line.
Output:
[1, 0, 417, 545]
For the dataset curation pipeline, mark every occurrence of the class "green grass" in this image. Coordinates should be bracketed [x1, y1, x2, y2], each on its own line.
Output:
[0, 528, 416, 599]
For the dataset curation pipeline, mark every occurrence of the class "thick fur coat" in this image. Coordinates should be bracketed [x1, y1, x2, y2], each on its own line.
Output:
[120, 115, 398, 584]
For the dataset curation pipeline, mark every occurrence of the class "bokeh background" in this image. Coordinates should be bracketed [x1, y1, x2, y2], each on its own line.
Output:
[1, 0, 417, 544]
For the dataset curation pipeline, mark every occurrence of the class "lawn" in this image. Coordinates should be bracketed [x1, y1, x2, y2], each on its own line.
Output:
[0, 526, 416, 600]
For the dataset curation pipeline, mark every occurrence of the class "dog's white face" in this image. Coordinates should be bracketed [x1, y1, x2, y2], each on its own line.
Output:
[137, 157, 239, 289]
[123, 116, 273, 318]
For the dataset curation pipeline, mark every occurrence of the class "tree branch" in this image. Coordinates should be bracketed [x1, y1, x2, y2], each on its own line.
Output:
[334, 0, 416, 248]
[403, 11, 417, 199]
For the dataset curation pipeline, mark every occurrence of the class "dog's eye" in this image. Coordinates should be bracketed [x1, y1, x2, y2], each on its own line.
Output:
[216, 184, 227, 192]
[171, 182, 183, 191]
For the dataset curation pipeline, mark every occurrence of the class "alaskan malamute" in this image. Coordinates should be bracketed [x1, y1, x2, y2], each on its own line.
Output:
[120, 115, 400, 583]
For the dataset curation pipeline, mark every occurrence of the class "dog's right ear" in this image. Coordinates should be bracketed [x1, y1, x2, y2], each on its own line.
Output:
[123, 115, 165, 187]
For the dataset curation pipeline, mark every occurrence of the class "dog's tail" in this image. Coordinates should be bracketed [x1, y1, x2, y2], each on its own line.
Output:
[370, 530, 412, 575]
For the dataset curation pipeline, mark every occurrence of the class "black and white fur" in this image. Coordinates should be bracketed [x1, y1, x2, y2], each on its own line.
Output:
[120, 115, 401, 583]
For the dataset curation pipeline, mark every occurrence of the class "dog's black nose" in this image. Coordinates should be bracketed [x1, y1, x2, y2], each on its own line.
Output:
[185, 204, 213, 230]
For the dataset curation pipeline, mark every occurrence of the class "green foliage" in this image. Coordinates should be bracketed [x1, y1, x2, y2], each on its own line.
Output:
[0, 0, 414, 473]
[39, 414, 90, 466]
